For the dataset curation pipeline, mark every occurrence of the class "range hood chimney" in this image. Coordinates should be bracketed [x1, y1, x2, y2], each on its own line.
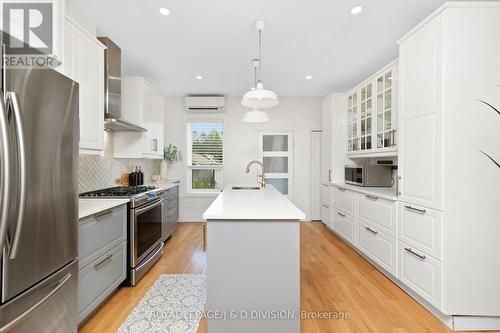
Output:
[98, 37, 146, 132]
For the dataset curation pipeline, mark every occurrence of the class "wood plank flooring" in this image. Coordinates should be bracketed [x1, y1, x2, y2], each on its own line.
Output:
[79, 222, 496, 333]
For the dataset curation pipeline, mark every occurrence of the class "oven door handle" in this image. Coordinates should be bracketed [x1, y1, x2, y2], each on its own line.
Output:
[134, 198, 163, 215]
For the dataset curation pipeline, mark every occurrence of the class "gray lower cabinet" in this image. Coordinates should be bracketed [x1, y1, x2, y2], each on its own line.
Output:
[78, 204, 128, 325]
[162, 186, 179, 241]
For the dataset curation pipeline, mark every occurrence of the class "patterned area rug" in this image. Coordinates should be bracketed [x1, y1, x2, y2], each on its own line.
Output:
[118, 274, 207, 333]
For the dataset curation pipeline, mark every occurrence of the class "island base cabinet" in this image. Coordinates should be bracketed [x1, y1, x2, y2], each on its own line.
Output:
[357, 223, 398, 277]
[206, 220, 300, 333]
[78, 242, 127, 324]
[399, 242, 442, 310]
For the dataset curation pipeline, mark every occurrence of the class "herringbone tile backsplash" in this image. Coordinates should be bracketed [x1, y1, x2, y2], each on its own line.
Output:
[79, 132, 160, 193]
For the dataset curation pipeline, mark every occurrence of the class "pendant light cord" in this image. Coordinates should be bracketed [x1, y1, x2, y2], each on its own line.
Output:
[258, 29, 262, 84]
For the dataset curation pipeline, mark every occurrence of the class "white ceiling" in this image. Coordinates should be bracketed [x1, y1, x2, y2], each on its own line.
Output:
[68, 0, 446, 97]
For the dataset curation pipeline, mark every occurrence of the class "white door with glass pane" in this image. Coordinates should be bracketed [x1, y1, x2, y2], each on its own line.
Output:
[258, 132, 294, 199]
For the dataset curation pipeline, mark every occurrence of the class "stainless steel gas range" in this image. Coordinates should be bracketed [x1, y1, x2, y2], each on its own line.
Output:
[80, 186, 166, 286]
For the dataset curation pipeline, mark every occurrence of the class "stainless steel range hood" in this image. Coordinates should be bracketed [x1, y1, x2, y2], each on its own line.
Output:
[98, 37, 146, 132]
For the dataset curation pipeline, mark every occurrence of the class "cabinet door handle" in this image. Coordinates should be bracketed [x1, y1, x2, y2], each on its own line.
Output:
[328, 170, 332, 182]
[337, 187, 346, 192]
[365, 194, 378, 201]
[93, 254, 113, 269]
[337, 211, 346, 217]
[404, 205, 426, 214]
[365, 226, 378, 235]
[404, 247, 426, 260]
[391, 129, 397, 147]
[93, 209, 113, 220]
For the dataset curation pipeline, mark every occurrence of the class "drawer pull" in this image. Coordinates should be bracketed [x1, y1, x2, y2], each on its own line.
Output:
[93, 254, 113, 269]
[365, 195, 378, 201]
[337, 212, 346, 217]
[337, 187, 346, 192]
[404, 247, 426, 260]
[93, 209, 113, 220]
[322, 204, 329, 208]
[404, 205, 426, 214]
[322, 184, 329, 187]
[364, 226, 378, 235]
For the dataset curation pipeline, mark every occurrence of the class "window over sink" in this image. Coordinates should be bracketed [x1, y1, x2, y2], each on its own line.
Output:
[187, 119, 224, 194]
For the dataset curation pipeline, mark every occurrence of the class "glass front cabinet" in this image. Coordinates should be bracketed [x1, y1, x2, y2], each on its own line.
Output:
[347, 61, 398, 156]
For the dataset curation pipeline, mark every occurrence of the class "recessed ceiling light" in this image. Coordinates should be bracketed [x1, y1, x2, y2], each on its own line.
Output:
[305, 75, 313, 80]
[159, 7, 170, 16]
[196, 75, 203, 80]
[350, 6, 363, 15]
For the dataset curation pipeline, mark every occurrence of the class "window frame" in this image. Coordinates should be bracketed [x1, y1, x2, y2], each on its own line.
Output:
[186, 114, 226, 196]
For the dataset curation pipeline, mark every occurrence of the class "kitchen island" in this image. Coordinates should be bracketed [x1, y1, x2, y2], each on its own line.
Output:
[203, 185, 305, 333]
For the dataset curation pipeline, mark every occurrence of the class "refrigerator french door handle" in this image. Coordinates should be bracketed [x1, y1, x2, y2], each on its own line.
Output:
[6, 92, 26, 259]
[0, 92, 11, 260]
[0, 273, 72, 333]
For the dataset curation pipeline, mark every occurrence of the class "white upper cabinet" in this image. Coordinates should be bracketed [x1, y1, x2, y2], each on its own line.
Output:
[398, 15, 443, 210]
[64, 16, 105, 155]
[321, 96, 334, 182]
[322, 94, 349, 183]
[113, 77, 165, 159]
[347, 62, 398, 157]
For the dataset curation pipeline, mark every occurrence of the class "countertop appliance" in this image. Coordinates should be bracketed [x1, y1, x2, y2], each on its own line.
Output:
[345, 165, 393, 187]
[97, 37, 146, 132]
[80, 186, 166, 285]
[0, 65, 79, 331]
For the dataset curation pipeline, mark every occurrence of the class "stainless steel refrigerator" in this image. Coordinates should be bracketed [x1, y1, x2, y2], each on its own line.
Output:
[0, 62, 79, 330]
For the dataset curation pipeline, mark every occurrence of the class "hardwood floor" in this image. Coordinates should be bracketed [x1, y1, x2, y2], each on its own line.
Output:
[79, 222, 495, 333]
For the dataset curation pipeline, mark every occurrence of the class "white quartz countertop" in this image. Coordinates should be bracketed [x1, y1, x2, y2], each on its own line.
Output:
[79, 198, 130, 220]
[203, 185, 306, 220]
[330, 182, 398, 201]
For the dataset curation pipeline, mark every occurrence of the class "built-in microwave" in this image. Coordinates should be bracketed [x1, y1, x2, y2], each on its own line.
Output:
[344, 165, 393, 187]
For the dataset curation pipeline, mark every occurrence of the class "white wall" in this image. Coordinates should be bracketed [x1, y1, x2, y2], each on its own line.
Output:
[164, 96, 322, 221]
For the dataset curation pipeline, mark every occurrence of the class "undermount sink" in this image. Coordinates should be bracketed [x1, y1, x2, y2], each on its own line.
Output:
[232, 186, 261, 190]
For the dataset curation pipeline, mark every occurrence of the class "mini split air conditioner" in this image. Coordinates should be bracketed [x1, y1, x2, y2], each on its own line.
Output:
[185, 96, 226, 112]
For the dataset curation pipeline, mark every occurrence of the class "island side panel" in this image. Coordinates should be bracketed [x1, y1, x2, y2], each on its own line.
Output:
[206, 220, 300, 333]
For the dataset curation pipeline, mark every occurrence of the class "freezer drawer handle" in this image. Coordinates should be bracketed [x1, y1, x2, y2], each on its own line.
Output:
[404, 205, 426, 214]
[0, 273, 72, 333]
[93, 254, 113, 270]
[364, 226, 378, 235]
[404, 247, 426, 260]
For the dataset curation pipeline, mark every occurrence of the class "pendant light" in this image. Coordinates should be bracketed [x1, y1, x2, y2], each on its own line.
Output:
[242, 109, 270, 123]
[242, 20, 279, 111]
